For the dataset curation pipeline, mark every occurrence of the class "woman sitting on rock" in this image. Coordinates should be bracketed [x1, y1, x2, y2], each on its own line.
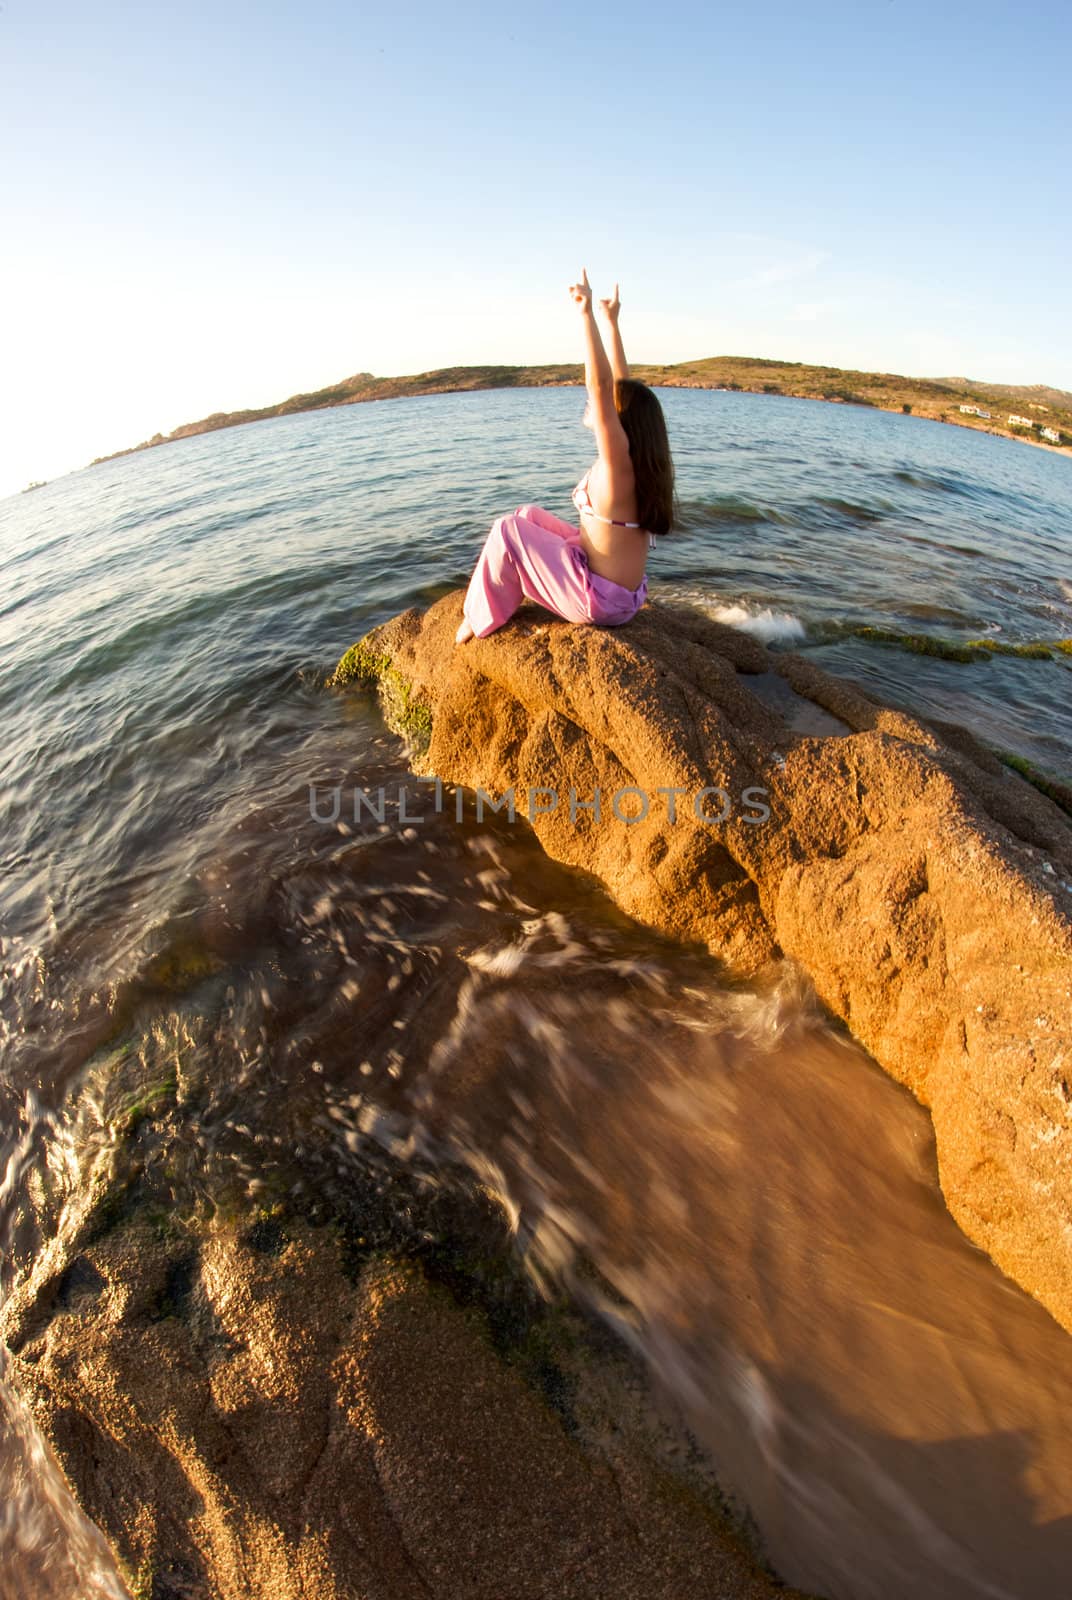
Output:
[454, 270, 675, 644]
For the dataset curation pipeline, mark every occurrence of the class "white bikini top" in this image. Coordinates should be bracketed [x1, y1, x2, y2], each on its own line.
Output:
[572, 467, 658, 548]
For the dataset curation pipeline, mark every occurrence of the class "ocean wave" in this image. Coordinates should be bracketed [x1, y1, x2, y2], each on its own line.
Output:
[889, 468, 963, 494]
[700, 600, 807, 645]
[898, 602, 981, 625]
[684, 497, 787, 527]
[813, 496, 891, 524]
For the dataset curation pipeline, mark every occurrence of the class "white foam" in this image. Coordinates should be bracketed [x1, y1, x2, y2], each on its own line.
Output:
[705, 602, 807, 645]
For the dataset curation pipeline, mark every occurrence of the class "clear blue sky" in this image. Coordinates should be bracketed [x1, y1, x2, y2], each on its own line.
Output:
[2, 0, 1069, 498]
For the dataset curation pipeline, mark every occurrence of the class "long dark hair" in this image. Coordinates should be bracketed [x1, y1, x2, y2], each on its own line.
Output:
[614, 379, 675, 536]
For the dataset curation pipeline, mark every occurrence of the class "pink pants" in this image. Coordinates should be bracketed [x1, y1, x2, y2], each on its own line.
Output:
[461, 504, 649, 638]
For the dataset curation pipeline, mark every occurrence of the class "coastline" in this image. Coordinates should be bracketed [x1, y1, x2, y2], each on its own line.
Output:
[85, 359, 1072, 471]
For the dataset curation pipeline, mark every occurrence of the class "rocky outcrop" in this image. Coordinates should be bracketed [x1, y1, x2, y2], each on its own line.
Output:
[1, 1181, 807, 1600]
[331, 592, 1072, 1334]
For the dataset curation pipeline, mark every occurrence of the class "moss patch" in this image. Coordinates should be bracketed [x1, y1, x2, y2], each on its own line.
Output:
[330, 632, 433, 753]
[329, 638, 394, 686]
[851, 625, 1072, 664]
[142, 939, 225, 994]
[963, 638, 1055, 659]
[117, 1556, 154, 1600]
[116, 1076, 178, 1142]
[993, 748, 1072, 818]
[853, 626, 977, 662]
[82, 1169, 145, 1247]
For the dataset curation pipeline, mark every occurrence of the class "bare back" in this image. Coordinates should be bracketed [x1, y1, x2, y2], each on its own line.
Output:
[572, 458, 649, 590]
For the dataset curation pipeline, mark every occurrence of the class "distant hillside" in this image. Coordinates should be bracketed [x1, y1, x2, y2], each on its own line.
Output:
[932, 378, 1072, 410]
[88, 357, 1072, 469]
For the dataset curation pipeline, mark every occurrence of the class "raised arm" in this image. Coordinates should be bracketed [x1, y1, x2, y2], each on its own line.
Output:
[599, 283, 629, 380]
[569, 269, 630, 465]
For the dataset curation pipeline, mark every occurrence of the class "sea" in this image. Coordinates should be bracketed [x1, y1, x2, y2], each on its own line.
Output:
[1, 385, 1071, 1600]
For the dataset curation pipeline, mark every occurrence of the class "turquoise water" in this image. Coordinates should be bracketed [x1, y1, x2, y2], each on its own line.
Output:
[2, 387, 1072, 1600]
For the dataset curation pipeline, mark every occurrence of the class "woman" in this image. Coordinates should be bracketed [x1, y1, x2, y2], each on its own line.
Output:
[454, 270, 675, 644]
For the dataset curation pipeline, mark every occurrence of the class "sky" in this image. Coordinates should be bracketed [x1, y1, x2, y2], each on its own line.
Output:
[1, 0, 1069, 500]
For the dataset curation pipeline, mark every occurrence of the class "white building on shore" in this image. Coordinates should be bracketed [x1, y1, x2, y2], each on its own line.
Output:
[1008, 414, 1035, 428]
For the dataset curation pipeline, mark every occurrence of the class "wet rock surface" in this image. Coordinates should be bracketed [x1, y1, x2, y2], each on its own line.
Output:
[333, 592, 1072, 1334]
[0, 1153, 808, 1600]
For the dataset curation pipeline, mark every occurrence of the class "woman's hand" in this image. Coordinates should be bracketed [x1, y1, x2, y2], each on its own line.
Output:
[568, 268, 593, 313]
[598, 282, 621, 324]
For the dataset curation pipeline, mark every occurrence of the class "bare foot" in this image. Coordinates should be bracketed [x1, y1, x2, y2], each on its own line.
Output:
[455, 618, 475, 644]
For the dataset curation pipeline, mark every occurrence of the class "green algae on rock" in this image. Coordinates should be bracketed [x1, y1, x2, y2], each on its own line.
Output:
[852, 624, 979, 661]
[994, 749, 1072, 815]
[840, 624, 1072, 663]
[329, 625, 434, 756]
[962, 638, 1058, 659]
